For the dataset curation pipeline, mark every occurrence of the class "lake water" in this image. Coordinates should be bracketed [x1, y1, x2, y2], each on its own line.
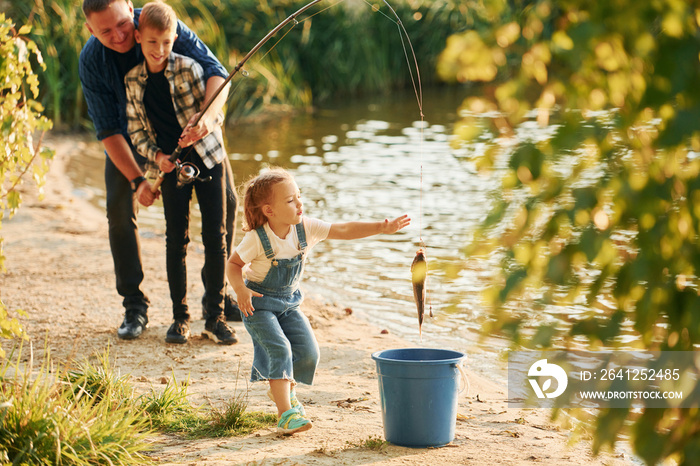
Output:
[64, 86, 590, 377]
[220, 87, 493, 343]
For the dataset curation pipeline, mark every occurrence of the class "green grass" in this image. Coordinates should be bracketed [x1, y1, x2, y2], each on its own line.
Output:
[62, 344, 133, 405]
[0, 344, 278, 464]
[345, 434, 389, 452]
[193, 395, 278, 439]
[139, 373, 200, 431]
[358, 434, 389, 451]
[362, 436, 389, 450]
[206, 391, 250, 433]
[139, 364, 277, 438]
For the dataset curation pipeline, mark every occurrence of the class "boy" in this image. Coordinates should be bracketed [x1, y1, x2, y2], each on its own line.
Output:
[125, 0, 235, 345]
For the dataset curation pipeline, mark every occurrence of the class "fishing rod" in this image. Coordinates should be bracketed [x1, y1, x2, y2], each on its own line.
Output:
[151, 0, 324, 192]
[150, 0, 423, 194]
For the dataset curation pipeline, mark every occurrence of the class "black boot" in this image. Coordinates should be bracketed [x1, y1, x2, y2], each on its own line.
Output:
[203, 316, 238, 345]
[202, 293, 243, 321]
[117, 309, 148, 340]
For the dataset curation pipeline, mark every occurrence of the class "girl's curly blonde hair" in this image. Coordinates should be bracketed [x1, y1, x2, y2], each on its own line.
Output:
[241, 167, 294, 231]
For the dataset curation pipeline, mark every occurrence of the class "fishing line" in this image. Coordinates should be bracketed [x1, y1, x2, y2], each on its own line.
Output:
[366, 0, 424, 118]
[367, 0, 431, 319]
[265, 0, 427, 249]
[362, 0, 426, 247]
[261, 0, 428, 251]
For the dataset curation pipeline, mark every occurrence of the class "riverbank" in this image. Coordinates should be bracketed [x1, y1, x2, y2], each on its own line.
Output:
[0, 134, 634, 465]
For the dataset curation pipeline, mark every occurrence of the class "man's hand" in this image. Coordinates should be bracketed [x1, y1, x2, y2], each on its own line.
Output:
[136, 180, 160, 206]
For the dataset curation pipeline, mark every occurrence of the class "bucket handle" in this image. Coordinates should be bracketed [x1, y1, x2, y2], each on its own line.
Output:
[457, 360, 470, 396]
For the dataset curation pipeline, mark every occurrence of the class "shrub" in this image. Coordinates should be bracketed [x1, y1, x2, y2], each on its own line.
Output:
[0, 344, 152, 465]
[0, 16, 54, 358]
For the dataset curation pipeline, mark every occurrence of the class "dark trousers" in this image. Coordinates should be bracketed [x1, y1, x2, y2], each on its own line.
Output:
[104, 154, 237, 318]
[161, 156, 226, 321]
[105, 157, 150, 314]
[222, 156, 236, 256]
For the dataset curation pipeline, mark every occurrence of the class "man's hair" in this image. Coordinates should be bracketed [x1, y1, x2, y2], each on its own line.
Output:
[82, 0, 123, 17]
[139, 0, 178, 33]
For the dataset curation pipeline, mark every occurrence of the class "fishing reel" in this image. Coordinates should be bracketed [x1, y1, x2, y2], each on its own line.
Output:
[175, 161, 211, 188]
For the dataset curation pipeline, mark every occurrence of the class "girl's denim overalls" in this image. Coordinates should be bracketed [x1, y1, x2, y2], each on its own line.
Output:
[243, 221, 320, 385]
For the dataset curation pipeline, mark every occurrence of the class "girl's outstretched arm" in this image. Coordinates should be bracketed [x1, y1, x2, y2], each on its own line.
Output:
[327, 214, 410, 240]
[226, 252, 262, 316]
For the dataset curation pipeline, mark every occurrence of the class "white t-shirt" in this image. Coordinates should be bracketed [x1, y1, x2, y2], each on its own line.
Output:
[235, 217, 331, 283]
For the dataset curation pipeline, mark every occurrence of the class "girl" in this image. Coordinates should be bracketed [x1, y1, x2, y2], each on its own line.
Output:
[226, 168, 410, 434]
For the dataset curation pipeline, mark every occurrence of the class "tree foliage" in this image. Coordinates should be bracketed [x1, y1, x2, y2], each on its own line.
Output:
[0, 15, 54, 357]
[438, 0, 700, 464]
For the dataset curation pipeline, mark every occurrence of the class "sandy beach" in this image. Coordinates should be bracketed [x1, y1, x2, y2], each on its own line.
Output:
[0, 134, 635, 465]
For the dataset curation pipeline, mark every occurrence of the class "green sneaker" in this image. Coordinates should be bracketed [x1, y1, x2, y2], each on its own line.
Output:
[267, 386, 305, 416]
[277, 408, 312, 435]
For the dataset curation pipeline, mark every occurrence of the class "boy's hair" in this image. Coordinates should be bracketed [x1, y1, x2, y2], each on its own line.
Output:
[242, 168, 295, 231]
[83, 0, 125, 17]
[139, 0, 177, 33]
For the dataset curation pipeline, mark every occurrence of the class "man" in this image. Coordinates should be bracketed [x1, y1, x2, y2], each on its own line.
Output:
[79, 0, 240, 341]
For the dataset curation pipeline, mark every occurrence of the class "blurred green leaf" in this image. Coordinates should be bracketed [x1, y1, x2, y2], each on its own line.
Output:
[440, 0, 700, 462]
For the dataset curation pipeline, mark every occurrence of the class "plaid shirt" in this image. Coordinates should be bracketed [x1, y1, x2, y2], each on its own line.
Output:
[79, 9, 227, 166]
[125, 53, 225, 179]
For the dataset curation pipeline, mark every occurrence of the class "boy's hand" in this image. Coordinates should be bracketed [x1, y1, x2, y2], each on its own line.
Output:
[156, 153, 177, 173]
[382, 214, 411, 234]
[233, 286, 263, 317]
[179, 111, 219, 147]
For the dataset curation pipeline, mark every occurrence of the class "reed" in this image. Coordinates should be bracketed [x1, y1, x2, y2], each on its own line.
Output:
[7, 0, 468, 128]
[8, 0, 90, 130]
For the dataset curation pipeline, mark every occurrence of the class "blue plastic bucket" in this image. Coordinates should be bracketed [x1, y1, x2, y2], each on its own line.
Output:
[371, 348, 467, 447]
